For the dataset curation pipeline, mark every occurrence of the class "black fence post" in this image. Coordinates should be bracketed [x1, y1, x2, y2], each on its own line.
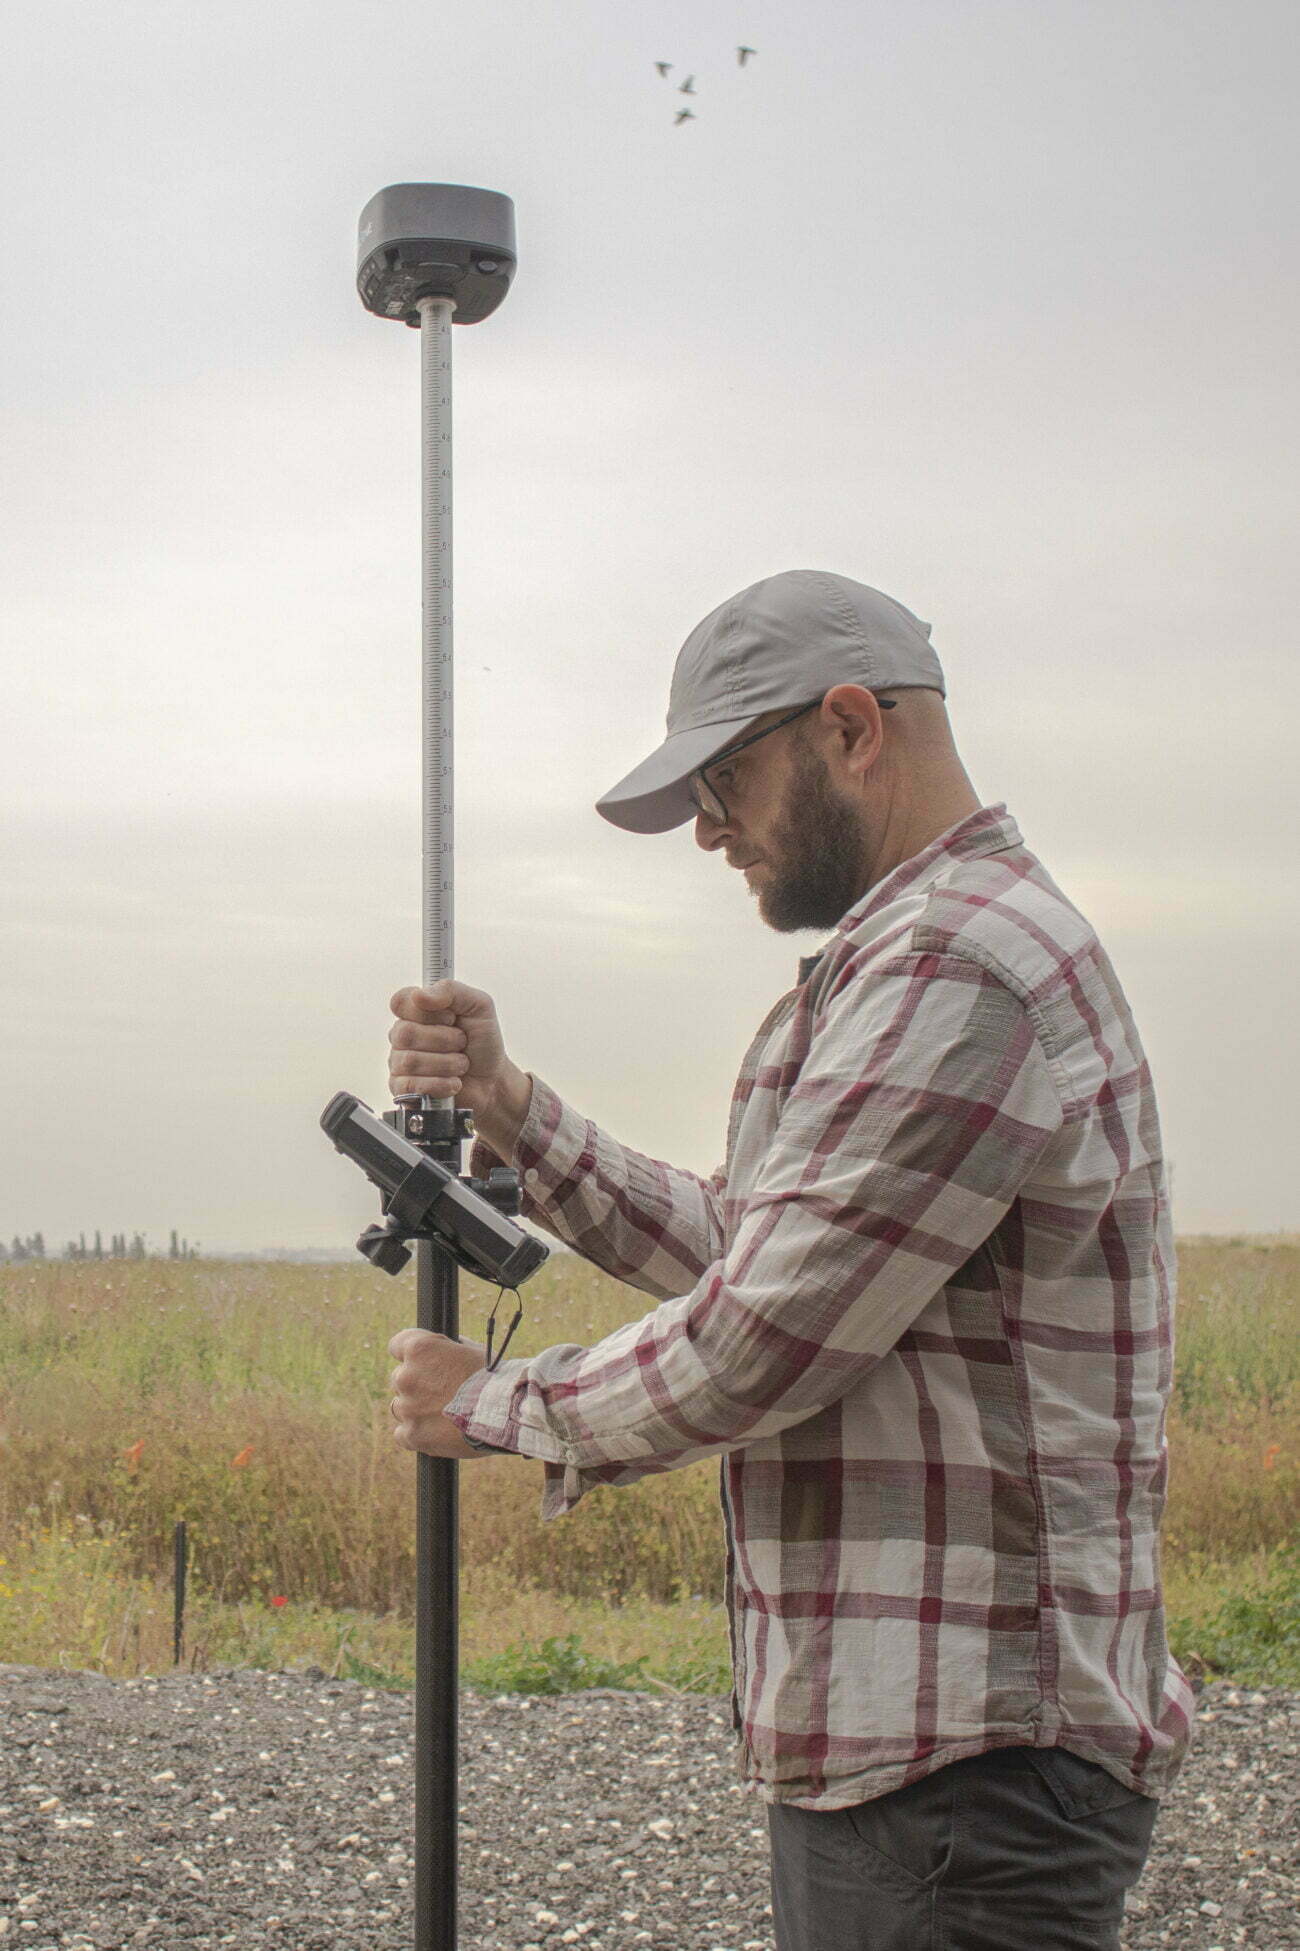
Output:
[173, 1519, 188, 1666]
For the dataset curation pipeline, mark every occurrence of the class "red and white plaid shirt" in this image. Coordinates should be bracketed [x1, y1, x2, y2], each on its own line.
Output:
[447, 803, 1195, 1809]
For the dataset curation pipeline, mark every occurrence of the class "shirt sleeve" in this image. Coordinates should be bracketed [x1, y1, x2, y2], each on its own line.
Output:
[446, 952, 1065, 1518]
[467, 1073, 727, 1301]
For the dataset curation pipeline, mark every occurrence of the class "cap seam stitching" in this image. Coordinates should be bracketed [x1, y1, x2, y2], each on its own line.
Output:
[722, 601, 744, 711]
[810, 572, 880, 689]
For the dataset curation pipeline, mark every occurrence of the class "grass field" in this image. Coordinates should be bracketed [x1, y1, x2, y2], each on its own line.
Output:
[1, 1237, 1296, 1692]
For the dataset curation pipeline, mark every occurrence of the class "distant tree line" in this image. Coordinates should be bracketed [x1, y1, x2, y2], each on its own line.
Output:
[1, 1230, 200, 1262]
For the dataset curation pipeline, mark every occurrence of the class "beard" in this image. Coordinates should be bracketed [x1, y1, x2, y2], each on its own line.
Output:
[750, 737, 871, 932]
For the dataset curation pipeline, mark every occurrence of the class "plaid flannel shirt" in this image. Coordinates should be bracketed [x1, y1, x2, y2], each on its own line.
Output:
[446, 803, 1195, 1809]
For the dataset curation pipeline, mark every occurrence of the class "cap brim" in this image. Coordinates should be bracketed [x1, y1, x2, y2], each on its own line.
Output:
[596, 714, 765, 833]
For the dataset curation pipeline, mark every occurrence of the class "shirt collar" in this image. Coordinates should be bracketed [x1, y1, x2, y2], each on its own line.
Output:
[795, 804, 1022, 986]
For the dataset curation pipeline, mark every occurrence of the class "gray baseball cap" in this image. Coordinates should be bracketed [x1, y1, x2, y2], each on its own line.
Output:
[596, 569, 946, 834]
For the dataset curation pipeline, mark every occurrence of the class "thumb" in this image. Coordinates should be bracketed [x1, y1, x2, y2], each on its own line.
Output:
[417, 980, 465, 1007]
[420, 978, 488, 1012]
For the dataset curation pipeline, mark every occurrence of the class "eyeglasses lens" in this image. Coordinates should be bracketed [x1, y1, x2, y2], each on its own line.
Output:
[690, 774, 727, 823]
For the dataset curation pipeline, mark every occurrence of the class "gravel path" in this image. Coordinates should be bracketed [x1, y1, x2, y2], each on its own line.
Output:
[1, 1664, 1295, 1949]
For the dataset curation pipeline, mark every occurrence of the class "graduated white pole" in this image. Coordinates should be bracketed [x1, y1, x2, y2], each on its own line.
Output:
[419, 293, 456, 1000]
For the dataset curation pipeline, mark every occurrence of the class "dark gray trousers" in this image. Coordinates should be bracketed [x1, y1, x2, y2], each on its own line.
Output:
[767, 1744, 1159, 1950]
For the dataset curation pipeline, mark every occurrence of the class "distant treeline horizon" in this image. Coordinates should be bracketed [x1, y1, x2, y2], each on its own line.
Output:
[2, 1229, 200, 1263]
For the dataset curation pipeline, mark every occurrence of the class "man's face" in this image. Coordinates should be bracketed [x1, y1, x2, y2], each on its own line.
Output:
[693, 714, 870, 932]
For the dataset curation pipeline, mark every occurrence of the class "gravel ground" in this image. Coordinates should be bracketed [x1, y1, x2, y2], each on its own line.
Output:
[1, 1664, 1295, 1950]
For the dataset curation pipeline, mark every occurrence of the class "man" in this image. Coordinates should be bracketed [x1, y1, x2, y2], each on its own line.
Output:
[385, 569, 1194, 1950]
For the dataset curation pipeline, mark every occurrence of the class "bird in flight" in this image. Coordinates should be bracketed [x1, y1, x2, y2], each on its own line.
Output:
[675, 108, 695, 124]
[678, 75, 697, 94]
[655, 61, 672, 76]
[737, 46, 757, 65]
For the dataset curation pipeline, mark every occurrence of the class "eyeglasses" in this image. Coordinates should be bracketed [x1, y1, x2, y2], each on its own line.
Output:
[687, 695, 896, 826]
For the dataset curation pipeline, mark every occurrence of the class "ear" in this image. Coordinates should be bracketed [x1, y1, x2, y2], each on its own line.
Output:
[819, 685, 887, 777]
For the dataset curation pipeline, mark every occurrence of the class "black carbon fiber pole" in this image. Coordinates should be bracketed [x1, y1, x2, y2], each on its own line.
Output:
[416, 1240, 458, 1948]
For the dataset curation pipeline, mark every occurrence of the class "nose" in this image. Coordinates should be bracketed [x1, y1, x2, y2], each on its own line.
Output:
[694, 808, 733, 853]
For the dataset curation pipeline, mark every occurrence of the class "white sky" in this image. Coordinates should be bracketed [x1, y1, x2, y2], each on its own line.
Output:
[2, 0, 1297, 1253]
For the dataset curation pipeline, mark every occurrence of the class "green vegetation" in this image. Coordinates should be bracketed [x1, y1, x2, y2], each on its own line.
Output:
[464, 1632, 654, 1696]
[1, 1238, 1296, 1691]
[1185, 1544, 1300, 1689]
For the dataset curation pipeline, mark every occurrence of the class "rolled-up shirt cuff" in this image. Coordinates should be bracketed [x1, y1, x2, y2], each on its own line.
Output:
[443, 1362, 569, 1465]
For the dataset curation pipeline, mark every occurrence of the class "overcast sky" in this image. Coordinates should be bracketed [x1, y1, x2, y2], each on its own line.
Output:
[2, 0, 1296, 1255]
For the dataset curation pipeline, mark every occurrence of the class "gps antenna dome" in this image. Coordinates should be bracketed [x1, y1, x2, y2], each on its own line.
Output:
[357, 182, 516, 326]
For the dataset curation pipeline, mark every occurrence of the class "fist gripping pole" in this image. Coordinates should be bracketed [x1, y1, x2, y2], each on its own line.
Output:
[322, 184, 547, 1951]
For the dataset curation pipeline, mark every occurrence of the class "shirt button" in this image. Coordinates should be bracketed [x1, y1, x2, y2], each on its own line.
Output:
[524, 1168, 538, 1185]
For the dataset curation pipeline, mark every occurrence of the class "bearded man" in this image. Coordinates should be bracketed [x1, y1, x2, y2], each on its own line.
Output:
[384, 569, 1193, 1951]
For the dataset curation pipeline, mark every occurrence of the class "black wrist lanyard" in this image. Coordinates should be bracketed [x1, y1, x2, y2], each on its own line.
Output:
[484, 1285, 524, 1372]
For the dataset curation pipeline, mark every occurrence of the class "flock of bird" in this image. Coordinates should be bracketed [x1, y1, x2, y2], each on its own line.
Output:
[657, 45, 757, 124]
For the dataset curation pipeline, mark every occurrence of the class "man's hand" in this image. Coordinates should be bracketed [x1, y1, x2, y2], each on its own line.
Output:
[388, 979, 536, 1167]
[388, 1328, 490, 1459]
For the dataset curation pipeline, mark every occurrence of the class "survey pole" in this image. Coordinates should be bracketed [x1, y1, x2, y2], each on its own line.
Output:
[354, 183, 518, 1951]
